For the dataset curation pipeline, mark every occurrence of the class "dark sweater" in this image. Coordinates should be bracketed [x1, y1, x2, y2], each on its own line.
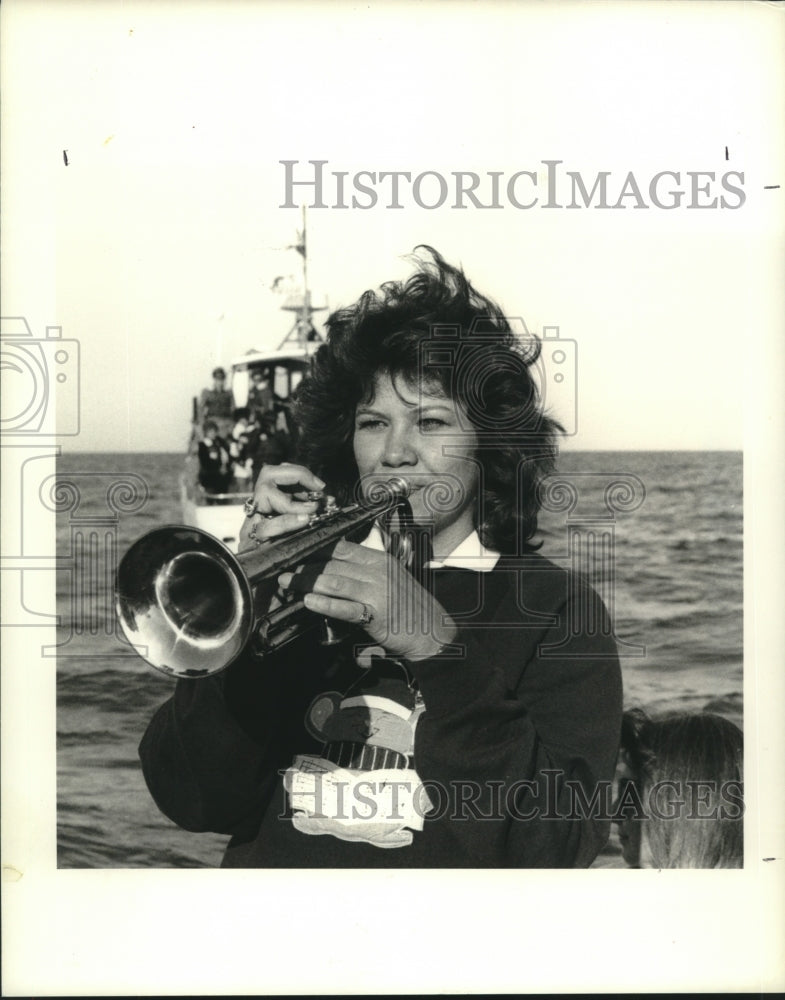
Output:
[139, 552, 622, 867]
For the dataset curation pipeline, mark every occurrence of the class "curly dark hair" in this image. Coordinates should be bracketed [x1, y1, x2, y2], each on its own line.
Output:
[293, 246, 562, 553]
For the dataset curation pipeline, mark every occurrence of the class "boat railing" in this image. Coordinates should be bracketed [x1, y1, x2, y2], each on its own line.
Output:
[196, 485, 249, 506]
[180, 460, 249, 508]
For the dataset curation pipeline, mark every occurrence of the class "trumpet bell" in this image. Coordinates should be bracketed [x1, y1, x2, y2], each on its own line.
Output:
[115, 476, 414, 680]
[116, 526, 253, 678]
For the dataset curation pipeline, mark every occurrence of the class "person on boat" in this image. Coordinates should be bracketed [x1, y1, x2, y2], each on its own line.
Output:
[139, 247, 622, 868]
[246, 367, 274, 423]
[199, 367, 235, 437]
[613, 709, 743, 868]
[197, 420, 233, 495]
[247, 410, 291, 482]
[227, 408, 254, 488]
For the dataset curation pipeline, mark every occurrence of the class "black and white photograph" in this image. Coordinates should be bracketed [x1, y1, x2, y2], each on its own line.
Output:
[2, 0, 783, 994]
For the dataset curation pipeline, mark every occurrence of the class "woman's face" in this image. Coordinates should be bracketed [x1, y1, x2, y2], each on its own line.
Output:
[352, 371, 480, 558]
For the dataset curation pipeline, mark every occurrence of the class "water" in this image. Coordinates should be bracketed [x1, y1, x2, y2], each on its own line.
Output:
[55, 450, 743, 868]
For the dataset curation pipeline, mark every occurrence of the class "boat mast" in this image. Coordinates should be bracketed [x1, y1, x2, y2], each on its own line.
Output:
[300, 204, 309, 344]
[278, 205, 324, 349]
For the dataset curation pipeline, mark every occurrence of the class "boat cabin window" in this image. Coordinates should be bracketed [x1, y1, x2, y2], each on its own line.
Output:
[233, 359, 309, 409]
[273, 366, 292, 398]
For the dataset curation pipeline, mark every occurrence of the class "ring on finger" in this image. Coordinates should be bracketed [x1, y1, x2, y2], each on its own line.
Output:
[249, 516, 275, 537]
[358, 603, 374, 627]
[243, 498, 258, 518]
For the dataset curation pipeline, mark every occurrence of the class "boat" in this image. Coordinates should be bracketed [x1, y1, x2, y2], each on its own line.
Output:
[180, 213, 325, 551]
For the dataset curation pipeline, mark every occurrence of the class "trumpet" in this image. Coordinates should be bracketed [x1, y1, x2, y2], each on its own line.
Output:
[115, 477, 412, 679]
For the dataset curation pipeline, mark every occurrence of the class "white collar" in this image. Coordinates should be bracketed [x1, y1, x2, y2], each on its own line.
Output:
[361, 524, 500, 573]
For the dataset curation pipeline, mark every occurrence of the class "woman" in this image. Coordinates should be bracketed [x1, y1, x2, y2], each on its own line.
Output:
[614, 709, 744, 869]
[196, 419, 232, 494]
[139, 247, 622, 867]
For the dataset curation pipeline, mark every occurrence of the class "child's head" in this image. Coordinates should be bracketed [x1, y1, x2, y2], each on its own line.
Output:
[616, 710, 743, 868]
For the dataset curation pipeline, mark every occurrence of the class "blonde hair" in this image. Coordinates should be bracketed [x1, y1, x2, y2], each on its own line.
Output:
[621, 710, 743, 869]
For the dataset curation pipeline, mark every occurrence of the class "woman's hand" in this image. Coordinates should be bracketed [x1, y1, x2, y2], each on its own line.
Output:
[278, 539, 458, 662]
[238, 463, 326, 551]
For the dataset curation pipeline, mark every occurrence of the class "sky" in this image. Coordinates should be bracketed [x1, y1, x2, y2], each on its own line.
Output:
[3, 0, 782, 452]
